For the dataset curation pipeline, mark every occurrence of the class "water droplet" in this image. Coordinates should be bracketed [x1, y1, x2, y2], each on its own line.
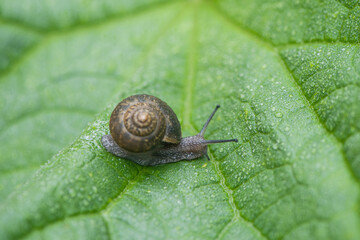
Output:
[275, 112, 283, 118]
[69, 189, 76, 197]
[206, 204, 214, 210]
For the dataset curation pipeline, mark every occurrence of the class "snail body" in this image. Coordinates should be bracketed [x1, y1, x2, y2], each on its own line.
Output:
[101, 94, 238, 166]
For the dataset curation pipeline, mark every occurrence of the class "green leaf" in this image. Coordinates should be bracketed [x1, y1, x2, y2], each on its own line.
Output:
[0, 0, 359, 239]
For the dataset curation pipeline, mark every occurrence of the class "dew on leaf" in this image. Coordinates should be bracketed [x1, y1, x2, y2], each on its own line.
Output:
[275, 112, 283, 118]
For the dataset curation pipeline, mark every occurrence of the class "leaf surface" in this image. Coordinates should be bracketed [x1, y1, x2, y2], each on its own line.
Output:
[0, 0, 359, 239]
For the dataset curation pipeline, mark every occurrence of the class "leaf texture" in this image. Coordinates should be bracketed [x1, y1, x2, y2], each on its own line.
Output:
[0, 0, 359, 239]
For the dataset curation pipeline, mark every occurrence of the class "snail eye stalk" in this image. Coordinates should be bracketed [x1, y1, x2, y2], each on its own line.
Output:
[198, 105, 238, 144]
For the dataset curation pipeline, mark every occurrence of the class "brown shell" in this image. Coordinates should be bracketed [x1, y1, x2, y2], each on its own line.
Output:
[109, 94, 181, 152]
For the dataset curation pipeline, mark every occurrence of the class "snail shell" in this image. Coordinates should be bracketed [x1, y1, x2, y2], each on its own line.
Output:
[109, 94, 181, 152]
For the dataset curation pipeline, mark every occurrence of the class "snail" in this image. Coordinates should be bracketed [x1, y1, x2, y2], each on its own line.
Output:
[101, 94, 238, 166]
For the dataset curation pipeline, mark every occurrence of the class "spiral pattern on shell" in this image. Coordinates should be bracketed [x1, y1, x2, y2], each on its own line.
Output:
[124, 103, 160, 137]
[109, 95, 182, 153]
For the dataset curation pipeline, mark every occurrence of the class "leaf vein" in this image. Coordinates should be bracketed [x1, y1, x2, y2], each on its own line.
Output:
[209, 149, 269, 240]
